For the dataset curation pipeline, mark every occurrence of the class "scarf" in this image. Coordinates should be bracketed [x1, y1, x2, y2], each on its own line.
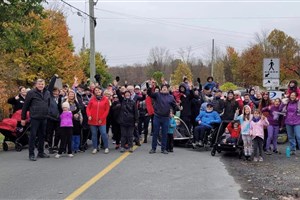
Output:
[96, 95, 102, 100]
[252, 116, 261, 123]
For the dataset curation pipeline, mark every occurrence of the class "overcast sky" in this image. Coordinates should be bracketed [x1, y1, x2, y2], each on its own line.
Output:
[46, 0, 300, 66]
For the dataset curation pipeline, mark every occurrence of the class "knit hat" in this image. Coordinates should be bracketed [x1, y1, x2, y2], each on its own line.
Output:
[62, 102, 70, 109]
[227, 90, 234, 96]
[161, 84, 170, 90]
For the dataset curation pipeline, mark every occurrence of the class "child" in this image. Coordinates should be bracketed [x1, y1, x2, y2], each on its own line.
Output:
[235, 105, 253, 160]
[262, 98, 283, 154]
[250, 110, 269, 162]
[55, 102, 74, 158]
[167, 110, 177, 152]
[222, 120, 241, 144]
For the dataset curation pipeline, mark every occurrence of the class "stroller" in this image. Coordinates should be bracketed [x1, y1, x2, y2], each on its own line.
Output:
[210, 120, 244, 158]
[157, 116, 192, 147]
[0, 110, 30, 152]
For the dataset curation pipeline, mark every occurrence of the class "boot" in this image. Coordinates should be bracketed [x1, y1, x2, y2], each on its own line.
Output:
[143, 134, 148, 143]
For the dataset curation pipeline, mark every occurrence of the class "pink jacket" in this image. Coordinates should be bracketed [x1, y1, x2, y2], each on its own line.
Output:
[249, 118, 269, 139]
[60, 111, 73, 127]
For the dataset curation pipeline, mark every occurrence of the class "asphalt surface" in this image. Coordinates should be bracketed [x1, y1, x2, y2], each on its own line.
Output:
[0, 139, 242, 200]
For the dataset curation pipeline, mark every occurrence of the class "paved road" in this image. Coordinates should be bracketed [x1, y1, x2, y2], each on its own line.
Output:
[0, 139, 242, 199]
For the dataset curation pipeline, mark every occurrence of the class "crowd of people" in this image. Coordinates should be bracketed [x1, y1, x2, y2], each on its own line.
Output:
[5, 74, 300, 162]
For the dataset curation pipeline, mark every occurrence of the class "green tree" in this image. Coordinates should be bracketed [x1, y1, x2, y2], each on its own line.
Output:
[220, 82, 238, 91]
[0, 0, 45, 52]
[171, 62, 193, 86]
[79, 49, 111, 87]
[152, 71, 164, 85]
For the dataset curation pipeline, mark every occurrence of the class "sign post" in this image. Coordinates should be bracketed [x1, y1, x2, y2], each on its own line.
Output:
[263, 58, 280, 89]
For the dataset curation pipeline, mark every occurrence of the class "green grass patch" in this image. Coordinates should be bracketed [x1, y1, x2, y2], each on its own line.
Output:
[0, 134, 4, 142]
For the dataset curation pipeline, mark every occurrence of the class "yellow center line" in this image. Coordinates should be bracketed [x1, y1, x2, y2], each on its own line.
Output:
[64, 145, 139, 200]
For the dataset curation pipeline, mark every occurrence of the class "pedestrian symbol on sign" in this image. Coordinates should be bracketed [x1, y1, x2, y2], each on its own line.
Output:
[269, 59, 275, 71]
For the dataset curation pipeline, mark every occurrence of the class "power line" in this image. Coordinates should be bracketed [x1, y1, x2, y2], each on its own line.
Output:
[95, 8, 254, 38]
[60, 0, 96, 21]
[98, 16, 300, 20]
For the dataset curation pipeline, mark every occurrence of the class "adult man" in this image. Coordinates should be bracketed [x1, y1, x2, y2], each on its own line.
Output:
[21, 79, 51, 161]
[147, 82, 178, 154]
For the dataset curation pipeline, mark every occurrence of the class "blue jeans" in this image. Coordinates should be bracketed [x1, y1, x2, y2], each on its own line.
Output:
[152, 115, 169, 151]
[29, 118, 47, 156]
[286, 124, 300, 151]
[90, 125, 108, 149]
[72, 135, 80, 151]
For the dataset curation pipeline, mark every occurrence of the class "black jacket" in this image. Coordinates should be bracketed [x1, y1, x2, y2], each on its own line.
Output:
[7, 94, 26, 113]
[118, 98, 138, 127]
[21, 88, 50, 120]
[222, 99, 239, 121]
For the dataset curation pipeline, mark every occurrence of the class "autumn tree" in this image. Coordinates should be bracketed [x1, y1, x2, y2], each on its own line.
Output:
[223, 47, 239, 83]
[267, 29, 300, 81]
[238, 44, 264, 87]
[171, 62, 193, 86]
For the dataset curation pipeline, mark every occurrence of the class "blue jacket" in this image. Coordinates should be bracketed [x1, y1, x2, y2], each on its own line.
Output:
[195, 110, 221, 128]
[148, 90, 178, 117]
[168, 117, 177, 134]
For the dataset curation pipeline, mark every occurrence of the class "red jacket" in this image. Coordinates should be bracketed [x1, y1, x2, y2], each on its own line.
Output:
[86, 96, 110, 126]
[227, 123, 241, 139]
[145, 96, 154, 116]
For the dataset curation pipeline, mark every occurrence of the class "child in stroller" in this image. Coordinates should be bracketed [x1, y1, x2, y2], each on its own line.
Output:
[0, 110, 30, 151]
[221, 120, 241, 145]
[211, 120, 244, 157]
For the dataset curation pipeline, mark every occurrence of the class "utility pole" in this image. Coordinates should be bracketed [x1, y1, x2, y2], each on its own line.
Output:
[211, 39, 214, 77]
[89, 0, 96, 82]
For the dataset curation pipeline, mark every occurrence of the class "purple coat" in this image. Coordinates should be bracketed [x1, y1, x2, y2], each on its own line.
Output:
[60, 111, 73, 127]
[262, 105, 282, 126]
[285, 101, 300, 125]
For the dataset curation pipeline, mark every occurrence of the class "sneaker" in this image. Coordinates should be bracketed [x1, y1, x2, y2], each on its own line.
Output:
[92, 149, 97, 154]
[112, 140, 116, 144]
[115, 145, 120, 150]
[198, 140, 204, 147]
[104, 148, 109, 154]
[253, 157, 258, 162]
[192, 143, 196, 148]
[258, 156, 264, 162]
[161, 150, 168, 154]
[120, 148, 125, 153]
[265, 150, 272, 155]
[29, 155, 37, 161]
[55, 154, 61, 159]
[169, 149, 174, 153]
[68, 154, 74, 158]
[37, 153, 50, 158]
[135, 141, 141, 146]
[291, 151, 296, 155]
[129, 148, 134, 153]
[273, 149, 279, 154]
[149, 149, 156, 154]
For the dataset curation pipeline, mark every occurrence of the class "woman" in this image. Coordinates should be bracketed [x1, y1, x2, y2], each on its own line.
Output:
[283, 92, 300, 155]
[86, 86, 110, 154]
[286, 80, 300, 98]
[7, 86, 27, 113]
[222, 90, 239, 121]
